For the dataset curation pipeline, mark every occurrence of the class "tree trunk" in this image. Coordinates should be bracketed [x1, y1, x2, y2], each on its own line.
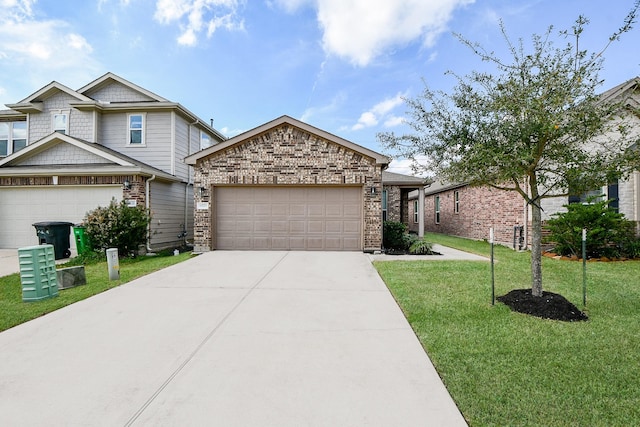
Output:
[530, 202, 543, 297]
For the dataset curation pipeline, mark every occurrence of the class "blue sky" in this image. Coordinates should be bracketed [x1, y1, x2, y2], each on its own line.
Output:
[1, 0, 639, 174]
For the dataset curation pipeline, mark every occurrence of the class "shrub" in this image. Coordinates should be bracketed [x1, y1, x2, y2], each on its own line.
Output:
[409, 237, 435, 255]
[544, 197, 639, 258]
[383, 221, 408, 250]
[83, 199, 151, 257]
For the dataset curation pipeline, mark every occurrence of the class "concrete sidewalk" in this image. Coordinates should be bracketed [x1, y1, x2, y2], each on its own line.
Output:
[0, 251, 467, 426]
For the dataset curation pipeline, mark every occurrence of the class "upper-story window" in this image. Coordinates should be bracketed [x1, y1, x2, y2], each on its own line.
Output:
[52, 112, 69, 134]
[128, 114, 145, 145]
[0, 121, 27, 157]
[200, 131, 213, 150]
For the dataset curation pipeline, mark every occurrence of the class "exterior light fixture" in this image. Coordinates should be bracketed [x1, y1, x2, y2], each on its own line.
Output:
[123, 179, 131, 190]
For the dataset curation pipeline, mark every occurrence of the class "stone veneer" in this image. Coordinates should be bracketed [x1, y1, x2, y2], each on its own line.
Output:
[192, 123, 384, 252]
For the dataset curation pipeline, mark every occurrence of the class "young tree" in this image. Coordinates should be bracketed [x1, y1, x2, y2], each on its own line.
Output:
[379, 7, 640, 297]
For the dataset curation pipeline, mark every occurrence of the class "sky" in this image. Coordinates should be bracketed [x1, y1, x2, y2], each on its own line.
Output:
[1, 0, 639, 175]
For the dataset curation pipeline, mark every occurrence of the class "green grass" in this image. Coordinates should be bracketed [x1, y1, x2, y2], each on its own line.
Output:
[375, 233, 640, 427]
[0, 252, 194, 332]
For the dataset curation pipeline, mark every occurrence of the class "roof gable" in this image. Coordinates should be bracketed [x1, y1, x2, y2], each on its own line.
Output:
[5, 81, 92, 113]
[78, 72, 168, 103]
[0, 133, 135, 168]
[185, 115, 389, 165]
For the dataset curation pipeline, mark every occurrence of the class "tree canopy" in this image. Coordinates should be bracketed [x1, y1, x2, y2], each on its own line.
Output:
[379, 7, 640, 297]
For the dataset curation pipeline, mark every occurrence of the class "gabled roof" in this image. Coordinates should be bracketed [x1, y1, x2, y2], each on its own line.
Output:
[77, 72, 169, 102]
[185, 115, 389, 166]
[0, 133, 178, 181]
[5, 81, 93, 113]
[599, 76, 640, 109]
[382, 171, 427, 187]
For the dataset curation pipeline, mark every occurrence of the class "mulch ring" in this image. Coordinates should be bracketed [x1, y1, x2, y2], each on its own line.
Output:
[497, 289, 588, 322]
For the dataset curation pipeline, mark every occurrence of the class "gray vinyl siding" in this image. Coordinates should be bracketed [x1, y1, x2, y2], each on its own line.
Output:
[174, 115, 189, 181]
[27, 92, 94, 143]
[149, 181, 191, 249]
[99, 111, 173, 173]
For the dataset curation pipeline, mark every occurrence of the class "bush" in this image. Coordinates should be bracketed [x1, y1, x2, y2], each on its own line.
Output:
[544, 198, 639, 258]
[409, 237, 435, 255]
[383, 221, 409, 250]
[83, 199, 151, 257]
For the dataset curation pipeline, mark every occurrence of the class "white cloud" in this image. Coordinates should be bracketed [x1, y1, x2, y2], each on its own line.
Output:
[154, 0, 245, 46]
[276, 0, 474, 66]
[384, 115, 404, 127]
[300, 92, 346, 122]
[352, 92, 406, 131]
[386, 156, 430, 177]
[0, 1, 100, 104]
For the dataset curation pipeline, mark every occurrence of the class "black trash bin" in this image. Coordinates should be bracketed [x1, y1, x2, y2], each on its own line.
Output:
[32, 222, 74, 260]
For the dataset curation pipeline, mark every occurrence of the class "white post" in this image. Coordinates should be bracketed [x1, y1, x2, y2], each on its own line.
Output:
[106, 248, 120, 281]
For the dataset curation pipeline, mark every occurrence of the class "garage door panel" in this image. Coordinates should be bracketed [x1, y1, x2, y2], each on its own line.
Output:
[344, 221, 361, 233]
[325, 221, 342, 233]
[289, 221, 306, 233]
[308, 205, 325, 216]
[308, 221, 324, 233]
[215, 187, 362, 251]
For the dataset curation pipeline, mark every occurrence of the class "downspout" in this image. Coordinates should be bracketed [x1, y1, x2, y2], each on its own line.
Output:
[146, 174, 156, 252]
[185, 119, 199, 246]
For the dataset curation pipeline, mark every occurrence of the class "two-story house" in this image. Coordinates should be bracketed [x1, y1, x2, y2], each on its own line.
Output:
[0, 72, 225, 251]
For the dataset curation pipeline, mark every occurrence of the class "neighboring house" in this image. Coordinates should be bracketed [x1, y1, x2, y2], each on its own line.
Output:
[409, 77, 640, 247]
[382, 171, 426, 236]
[409, 181, 529, 248]
[185, 115, 390, 252]
[0, 72, 225, 251]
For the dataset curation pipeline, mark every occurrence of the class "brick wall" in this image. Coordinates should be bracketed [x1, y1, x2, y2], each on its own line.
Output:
[409, 185, 528, 247]
[384, 185, 401, 222]
[193, 123, 383, 252]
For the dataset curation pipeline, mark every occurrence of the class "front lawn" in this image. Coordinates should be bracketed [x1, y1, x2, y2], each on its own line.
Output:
[0, 252, 194, 332]
[375, 233, 640, 427]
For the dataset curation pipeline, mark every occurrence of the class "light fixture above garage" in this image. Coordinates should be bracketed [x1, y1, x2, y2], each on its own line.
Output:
[123, 179, 131, 190]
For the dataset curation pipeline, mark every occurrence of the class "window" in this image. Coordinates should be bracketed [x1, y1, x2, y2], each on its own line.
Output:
[454, 190, 460, 214]
[128, 114, 144, 145]
[200, 131, 213, 150]
[52, 113, 69, 134]
[413, 200, 419, 223]
[0, 121, 27, 157]
[382, 190, 388, 222]
[435, 196, 440, 224]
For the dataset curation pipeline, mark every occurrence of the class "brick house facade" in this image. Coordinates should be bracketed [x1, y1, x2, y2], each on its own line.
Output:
[186, 116, 389, 252]
[409, 182, 529, 248]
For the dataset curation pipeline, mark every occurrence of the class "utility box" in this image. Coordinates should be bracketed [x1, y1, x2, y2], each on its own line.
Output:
[18, 245, 58, 302]
[33, 222, 73, 260]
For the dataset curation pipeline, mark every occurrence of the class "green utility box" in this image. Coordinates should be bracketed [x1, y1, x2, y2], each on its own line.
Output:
[18, 245, 58, 302]
[32, 221, 73, 260]
[73, 226, 88, 255]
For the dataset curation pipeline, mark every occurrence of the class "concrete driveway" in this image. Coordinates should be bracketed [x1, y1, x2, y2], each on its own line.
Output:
[0, 251, 467, 426]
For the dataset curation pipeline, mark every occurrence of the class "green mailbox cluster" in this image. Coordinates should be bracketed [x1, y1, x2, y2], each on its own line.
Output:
[18, 245, 58, 302]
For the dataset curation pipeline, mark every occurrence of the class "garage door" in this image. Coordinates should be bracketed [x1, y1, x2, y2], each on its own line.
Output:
[0, 186, 121, 249]
[215, 186, 362, 251]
